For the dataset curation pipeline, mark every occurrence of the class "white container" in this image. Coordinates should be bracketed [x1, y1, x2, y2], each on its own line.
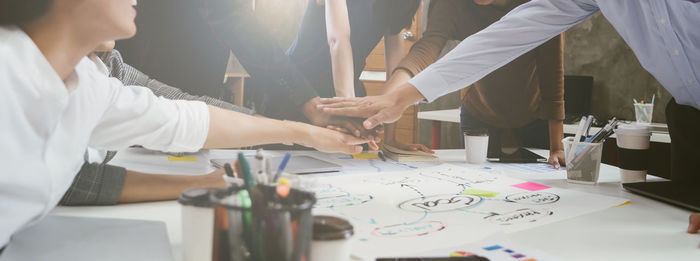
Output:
[178, 188, 217, 261]
[634, 103, 654, 124]
[615, 124, 651, 184]
[310, 216, 353, 261]
[562, 137, 604, 184]
[464, 129, 489, 164]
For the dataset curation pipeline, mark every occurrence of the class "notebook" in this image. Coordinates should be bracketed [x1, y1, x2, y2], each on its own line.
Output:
[0, 216, 173, 261]
[381, 144, 439, 162]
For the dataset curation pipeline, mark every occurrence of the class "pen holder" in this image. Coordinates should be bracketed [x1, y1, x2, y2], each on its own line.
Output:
[633, 103, 654, 124]
[562, 137, 604, 185]
[210, 185, 316, 261]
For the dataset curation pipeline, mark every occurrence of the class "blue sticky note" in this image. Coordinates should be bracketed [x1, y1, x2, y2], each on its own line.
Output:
[483, 245, 502, 251]
[504, 249, 514, 253]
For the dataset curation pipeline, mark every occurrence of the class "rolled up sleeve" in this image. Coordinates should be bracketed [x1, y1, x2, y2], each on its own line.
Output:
[89, 78, 210, 153]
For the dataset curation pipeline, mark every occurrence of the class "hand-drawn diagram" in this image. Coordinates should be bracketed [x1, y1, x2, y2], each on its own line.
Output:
[307, 164, 628, 259]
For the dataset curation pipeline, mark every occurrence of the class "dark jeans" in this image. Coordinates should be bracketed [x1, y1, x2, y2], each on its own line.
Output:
[460, 106, 550, 154]
[665, 98, 700, 183]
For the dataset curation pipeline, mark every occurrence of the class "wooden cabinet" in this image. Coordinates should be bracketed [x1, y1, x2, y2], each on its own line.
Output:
[362, 3, 423, 144]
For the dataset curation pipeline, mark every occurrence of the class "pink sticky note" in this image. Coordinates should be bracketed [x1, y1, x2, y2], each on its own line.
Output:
[512, 182, 550, 191]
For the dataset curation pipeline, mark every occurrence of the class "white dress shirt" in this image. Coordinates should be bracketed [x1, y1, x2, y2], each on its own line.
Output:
[409, 0, 700, 111]
[0, 26, 210, 247]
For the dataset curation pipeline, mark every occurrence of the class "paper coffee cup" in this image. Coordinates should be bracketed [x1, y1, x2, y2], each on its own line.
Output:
[311, 216, 354, 261]
[178, 188, 217, 261]
[615, 124, 651, 183]
[464, 129, 489, 164]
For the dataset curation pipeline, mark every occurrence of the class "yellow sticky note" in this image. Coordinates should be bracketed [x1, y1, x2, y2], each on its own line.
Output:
[461, 188, 499, 198]
[351, 153, 378, 159]
[168, 156, 197, 162]
[615, 201, 632, 207]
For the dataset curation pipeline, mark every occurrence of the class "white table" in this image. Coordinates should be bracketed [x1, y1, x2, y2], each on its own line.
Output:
[51, 149, 698, 261]
[417, 109, 672, 148]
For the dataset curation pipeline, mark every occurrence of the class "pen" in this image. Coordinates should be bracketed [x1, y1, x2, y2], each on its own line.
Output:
[224, 163, 235, 178]
[272, 152, 292, 182]
[568, 116, 588, 161]
[582, 115, 594, 139]
[378, 151, 387, 162]
[238, 152, 255, 190]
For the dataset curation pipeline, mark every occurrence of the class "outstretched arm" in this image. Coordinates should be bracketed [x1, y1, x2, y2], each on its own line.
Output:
[204, 106, 367, 154]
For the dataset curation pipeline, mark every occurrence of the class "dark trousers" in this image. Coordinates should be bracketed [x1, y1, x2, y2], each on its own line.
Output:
[665, 99, 700, 183]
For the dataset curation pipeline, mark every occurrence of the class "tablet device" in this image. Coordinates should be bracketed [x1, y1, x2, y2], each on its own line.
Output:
[622, 181, 700, 212]
[211, 155, 342, 175]
[487, 148, 547, 163]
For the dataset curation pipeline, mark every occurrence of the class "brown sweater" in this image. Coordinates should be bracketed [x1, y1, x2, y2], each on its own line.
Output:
[396, 0, 564, 128]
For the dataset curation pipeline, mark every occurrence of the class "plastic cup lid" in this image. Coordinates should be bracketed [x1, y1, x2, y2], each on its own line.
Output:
[615, 124, 651, 136]
[178, 188, 218, 207]
[313, 215, 354, 240]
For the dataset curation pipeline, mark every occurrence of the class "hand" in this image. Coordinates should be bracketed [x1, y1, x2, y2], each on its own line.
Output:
[688, 213, 700, 234]
[203, 168, 227, 188]
[303, 97, 383, 149]
[548, 148, 565, 169]
[317, 84, 424, 129]
[292, 121, 369, 154]
[386, 139, 434, 154]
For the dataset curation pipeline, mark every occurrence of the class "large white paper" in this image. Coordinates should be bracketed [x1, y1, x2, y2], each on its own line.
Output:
[414, 239, 563, 261]
[307, 164, 627, 259]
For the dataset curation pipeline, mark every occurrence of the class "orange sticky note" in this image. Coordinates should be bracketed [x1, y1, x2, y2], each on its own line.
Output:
[351, 153, 378, 159]
[168, 156, 197, 162]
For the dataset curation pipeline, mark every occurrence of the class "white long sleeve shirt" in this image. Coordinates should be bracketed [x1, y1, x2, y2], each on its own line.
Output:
[409, 0, 700, 110]
[0, 26, 210, 247]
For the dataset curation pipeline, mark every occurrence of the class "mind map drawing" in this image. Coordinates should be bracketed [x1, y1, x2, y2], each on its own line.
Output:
[307, 164, 628, 259]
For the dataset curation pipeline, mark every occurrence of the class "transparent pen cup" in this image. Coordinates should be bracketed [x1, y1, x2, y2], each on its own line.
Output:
[210, 185, 316, 261]
[562, 137, 604, 184]
[634, 103, 653, 124]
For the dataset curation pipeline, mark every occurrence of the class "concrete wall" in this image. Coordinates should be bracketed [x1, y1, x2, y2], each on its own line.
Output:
[564, 12, 670, 124]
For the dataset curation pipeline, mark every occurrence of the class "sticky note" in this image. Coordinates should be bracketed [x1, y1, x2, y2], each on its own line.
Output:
[523, 259, 537, 261]
[616, 201, 632, 207]
[512, 182, 550, 191]
[168, 156, 197, 162]
[461, 188, 499, 198]
[512, 254, 525, 258]
[450, 251, 474, 257]
[504, 249, 514, 253]
[352, 153, 378, 159]
[483, 245, 502, 251]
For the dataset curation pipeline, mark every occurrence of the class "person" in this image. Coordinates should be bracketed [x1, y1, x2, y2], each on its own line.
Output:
[287, 0, 420, 99]
[61, 41, 252, 206]
[380, 0, 565, 168]
[115, 0, 381, 146]
[0, 0, 372, 248]
[317, 0, 700, 233]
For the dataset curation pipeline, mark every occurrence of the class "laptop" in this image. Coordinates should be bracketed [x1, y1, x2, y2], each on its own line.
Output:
[211, 155, 342, 175]
[487, 148, 547, 163]
[623, 181, 700, 212]
[0, 216, 172, 261]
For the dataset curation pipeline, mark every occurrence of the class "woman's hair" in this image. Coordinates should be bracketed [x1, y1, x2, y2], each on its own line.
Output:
[376, 0, 421, 35]
[0, 0, 53, 26]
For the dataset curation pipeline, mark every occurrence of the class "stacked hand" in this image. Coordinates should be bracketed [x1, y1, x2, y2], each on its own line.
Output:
[303, 97, 383, 150]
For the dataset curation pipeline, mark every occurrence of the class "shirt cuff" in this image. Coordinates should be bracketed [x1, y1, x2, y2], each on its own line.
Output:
[166, 101, 210, 152]
[408, 68, 452, 103]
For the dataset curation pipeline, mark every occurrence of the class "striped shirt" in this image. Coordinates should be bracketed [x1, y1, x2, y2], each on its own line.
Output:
[60, 49, 254, 206]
